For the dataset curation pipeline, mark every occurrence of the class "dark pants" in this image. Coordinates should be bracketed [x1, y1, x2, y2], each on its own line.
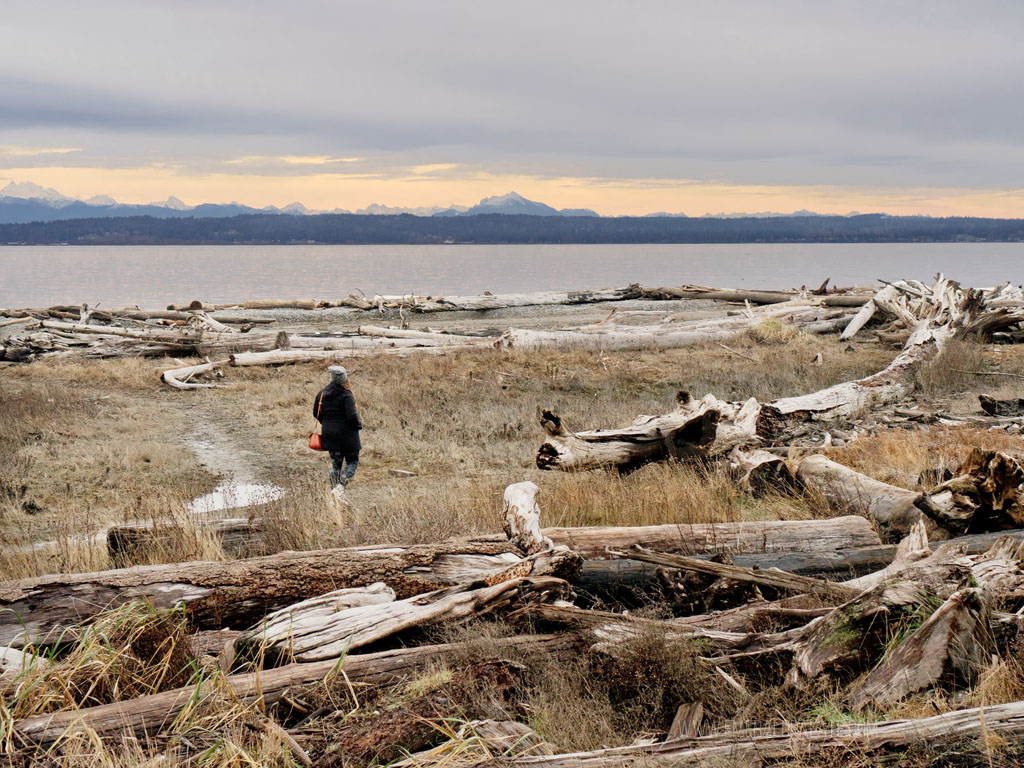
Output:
[329, 451, 359, 487]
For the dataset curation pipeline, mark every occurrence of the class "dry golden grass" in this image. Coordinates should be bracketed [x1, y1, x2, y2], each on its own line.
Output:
[0, 334, 897, 578]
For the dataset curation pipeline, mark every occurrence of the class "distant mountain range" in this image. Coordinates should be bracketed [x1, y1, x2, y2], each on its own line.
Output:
[1, 181, 868, 225]
[0, 182, 605, 224]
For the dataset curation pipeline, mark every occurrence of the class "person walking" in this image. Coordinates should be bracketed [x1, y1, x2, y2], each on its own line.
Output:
[313, 365, 362, 502]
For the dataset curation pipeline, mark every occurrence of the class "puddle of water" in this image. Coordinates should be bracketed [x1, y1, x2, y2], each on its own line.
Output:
[187, 482, 285, 516]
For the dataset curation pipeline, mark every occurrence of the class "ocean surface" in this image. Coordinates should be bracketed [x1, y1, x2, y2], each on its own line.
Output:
[2, 243, 1022, 309]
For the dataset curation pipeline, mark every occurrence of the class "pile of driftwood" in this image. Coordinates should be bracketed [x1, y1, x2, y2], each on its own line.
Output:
[1, 282, 878, 368]
[4, 477, 1024, 764]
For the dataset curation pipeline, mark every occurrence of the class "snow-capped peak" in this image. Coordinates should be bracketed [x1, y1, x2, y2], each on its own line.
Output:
[152, 195, 191, 210]
[477, 191, 529, 207]
[84, 194, 117, 207]
[0, 180, 75, 205]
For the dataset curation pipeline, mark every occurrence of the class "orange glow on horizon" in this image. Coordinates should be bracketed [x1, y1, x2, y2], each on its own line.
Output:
[2, 165, 1024, 219]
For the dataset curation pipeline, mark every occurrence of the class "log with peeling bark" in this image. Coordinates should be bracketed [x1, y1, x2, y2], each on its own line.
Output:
[12, 634, 578, 745]
[238, 575, 572, 663]
[4, 515, 876, 646]
[0, 541, 580, 647]
[480, 699, 1024, 768]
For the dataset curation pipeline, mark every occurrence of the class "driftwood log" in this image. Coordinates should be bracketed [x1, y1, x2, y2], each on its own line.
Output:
[2, 516, 876, 646]
[238, 575, 571, 663]
[0, 541, 578, 646]
[500, 303, 852, 352]
[12, 635, 578, 745]
[484, 700, 1024, 767]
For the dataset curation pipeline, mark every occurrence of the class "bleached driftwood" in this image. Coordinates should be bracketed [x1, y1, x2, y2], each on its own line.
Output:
[412, 285, 643, 312]
[537, 391, 759, 472]
[488, 701, 1024, 767]
[501, 481, 554, 555]
[160, 358, 229, 390]
[238, 576, 571, 663]
[13, 635, 578, 744]
[847, 587, 992, 711]
[797, 454, 928, 539]
[228, 345, 477, 366]
[500, 304, 852, 352]
[0, 541, 581, 647]
[537, 278, 1024, 469]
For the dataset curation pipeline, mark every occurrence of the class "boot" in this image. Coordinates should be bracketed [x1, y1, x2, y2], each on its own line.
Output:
[330, 483, 350, 507]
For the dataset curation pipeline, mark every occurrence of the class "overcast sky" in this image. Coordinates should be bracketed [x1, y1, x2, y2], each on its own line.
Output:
[2, 1, 1023, 215]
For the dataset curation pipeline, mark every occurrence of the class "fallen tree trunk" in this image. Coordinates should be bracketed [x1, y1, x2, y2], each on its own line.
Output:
[535, 514, 879, 559]
[238, 575, 571, 663]
[160, 358, 229, 390]
[484, 699, 1024, 768]
[287, 333, 490, 350]
[3, 516, 875, 646]
[536, 391, 759, 472]
[13, 634, 578, 745]
[0, 541, 579, 647]
[500, 305, 852, 352]
[797, 454, 929, 540]
[229, 345, 477, 366]
[412, 285, 643, 312]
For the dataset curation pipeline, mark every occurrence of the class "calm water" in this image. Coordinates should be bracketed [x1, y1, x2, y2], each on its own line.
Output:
[1, 243, 1022, 309]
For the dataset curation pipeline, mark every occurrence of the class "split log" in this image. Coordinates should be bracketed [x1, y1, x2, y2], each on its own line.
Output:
[847, 587, 992, 711]
[0, 541, 581, 647]
[482, 700, 1024, 767]
[160, 358, 229, 390]
[728, 448, 799, 495]
[537, 391, 758, 472]
[13, 634, 578, 745]
[358, 325, 487, 343]
[238, 576, 571, 663]
[786, 580, 951, 688]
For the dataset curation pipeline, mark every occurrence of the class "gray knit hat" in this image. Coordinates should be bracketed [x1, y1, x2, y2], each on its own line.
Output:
[328, 365, 348, 383]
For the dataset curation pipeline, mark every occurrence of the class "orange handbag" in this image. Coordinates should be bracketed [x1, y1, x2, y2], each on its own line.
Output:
[309, 394, 324, 451]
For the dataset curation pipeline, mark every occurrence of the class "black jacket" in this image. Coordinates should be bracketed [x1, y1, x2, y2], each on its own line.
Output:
[313, 384, 362, 453]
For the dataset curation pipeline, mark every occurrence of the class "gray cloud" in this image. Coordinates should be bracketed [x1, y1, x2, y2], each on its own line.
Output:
[2, 0, 1023, 190]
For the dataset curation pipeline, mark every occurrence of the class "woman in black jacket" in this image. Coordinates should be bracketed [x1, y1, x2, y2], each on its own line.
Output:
[313, 366, 362, 490]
